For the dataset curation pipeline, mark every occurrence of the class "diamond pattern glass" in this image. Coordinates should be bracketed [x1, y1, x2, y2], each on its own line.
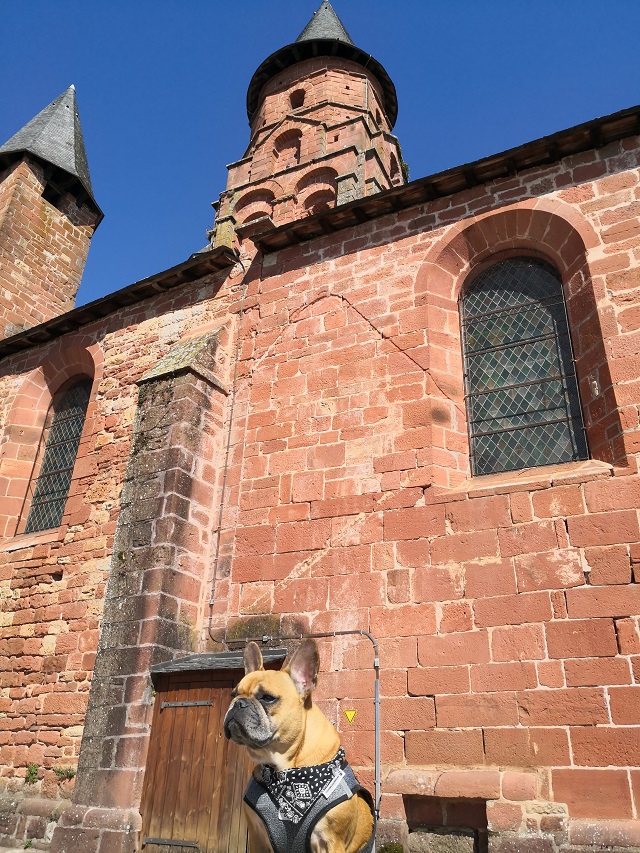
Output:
[24, 379, 92, 533]
[461, 258, 588, 476]
[465, 300, 567, 353]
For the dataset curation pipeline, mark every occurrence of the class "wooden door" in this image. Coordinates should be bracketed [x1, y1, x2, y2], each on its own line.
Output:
[140, 669, 254, 853]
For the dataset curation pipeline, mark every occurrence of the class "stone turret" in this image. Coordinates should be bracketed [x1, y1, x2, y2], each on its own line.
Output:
[0, 86, 102, 338]
[212, 1, 405, 245]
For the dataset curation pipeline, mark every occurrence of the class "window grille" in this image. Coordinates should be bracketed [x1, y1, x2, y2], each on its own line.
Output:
[460, 258, 588, 476]
[23, 378, 92, 533]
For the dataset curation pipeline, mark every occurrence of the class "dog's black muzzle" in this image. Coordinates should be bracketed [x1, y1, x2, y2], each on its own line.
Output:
[223, 697, 273, 747]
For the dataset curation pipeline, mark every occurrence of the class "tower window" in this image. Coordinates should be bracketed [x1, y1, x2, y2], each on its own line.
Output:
[234, 189, 275, 223]
[22, 378, 92, 533]
[274, 129, 302, 170]
[304, 190, 334, 215]
[42, 182, 64, 212]
[290, 89, 305, 109]
[461, 257, 588, 476]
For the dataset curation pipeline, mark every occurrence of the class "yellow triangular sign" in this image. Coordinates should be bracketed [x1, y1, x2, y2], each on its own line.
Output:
[343, 709, 357, 724]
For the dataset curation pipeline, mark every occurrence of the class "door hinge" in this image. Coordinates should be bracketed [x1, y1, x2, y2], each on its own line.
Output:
[143, 839, 199, 848]
[160, 700, 213, 709]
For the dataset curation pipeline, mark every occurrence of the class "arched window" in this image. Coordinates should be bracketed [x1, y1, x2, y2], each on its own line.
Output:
[273, 129, 302, 171]
[234, 189, 275, 223]
[290, 89, 306, 110]
[303, 189, 335, 215]
[21, 378, 92, 533]
[461, 257, 588, 476]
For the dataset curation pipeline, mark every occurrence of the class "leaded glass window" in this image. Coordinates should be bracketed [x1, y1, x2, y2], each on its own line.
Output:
[23, 378, 92, 533]
[461, 258, 588, 476]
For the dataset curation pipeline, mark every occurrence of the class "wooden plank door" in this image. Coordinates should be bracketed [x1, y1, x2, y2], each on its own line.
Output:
[140, 669, 254, 853]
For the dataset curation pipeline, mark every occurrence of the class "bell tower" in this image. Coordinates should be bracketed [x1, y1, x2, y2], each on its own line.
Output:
[212, 1, 405, 245]
[0, 86, 102, 339]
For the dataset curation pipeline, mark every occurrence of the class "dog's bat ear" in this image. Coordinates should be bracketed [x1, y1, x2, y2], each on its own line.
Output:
[244, 642, 265, 674]
[284, 639, 319, 698]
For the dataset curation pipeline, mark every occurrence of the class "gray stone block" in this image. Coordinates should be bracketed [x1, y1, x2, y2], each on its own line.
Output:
[409, 828, 475, 853]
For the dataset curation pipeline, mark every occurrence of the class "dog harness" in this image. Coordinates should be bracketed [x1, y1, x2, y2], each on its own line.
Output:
[244, 747, 376, 853]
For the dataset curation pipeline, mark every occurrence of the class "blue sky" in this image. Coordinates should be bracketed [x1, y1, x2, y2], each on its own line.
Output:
[2, 1, 639, 307]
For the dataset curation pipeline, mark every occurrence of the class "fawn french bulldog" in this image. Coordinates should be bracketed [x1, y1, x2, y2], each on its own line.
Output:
[224, 639, 375, 853]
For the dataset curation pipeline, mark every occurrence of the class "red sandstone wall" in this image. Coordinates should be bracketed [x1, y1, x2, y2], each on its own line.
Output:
[0, 269, 236, 798]
[253, 57, 388, 134]
[0, 128, 639, 841]
[0, 159, 96, 338]
[210, 133, 640, 828]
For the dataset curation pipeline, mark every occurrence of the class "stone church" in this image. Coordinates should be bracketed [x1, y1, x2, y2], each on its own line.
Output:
[1, 2, 640, 851]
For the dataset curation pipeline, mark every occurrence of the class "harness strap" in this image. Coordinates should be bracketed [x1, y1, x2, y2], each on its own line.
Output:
[354, 784, 376, 853]
[244, 777, 287, 852]
[244, 761, 375, 853]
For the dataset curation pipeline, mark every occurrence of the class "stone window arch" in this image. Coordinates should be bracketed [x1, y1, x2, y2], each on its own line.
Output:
[273, 129, 302, 170]
[460, 256, 588, 476]
[18, 376, 93, 533]
[233, 189, 275, 223]
[415, 203, 623, 488]
[0, 343, 100, 539]
[296, 168, 337, 214]
[303, 189, 335, 216]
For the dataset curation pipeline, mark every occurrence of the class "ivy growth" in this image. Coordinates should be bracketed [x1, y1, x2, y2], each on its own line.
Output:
[396, 142, 410, 182]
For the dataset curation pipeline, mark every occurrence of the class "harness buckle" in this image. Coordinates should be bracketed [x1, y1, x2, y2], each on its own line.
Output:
[322, 768, 352, 800]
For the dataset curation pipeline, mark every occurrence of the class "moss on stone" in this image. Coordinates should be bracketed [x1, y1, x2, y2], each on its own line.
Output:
[226, 615, 280, 642]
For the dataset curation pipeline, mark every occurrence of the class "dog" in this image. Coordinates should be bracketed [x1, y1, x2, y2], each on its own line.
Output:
[223, 639, 375, 853]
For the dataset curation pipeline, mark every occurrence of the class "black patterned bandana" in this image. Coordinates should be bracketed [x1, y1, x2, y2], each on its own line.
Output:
[258, 748, 347, 824]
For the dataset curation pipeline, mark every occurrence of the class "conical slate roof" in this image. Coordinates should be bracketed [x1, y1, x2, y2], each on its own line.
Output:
[246, 2, 398, 128]
[296, 1, 354, 44]
[0, 86, 100, 214]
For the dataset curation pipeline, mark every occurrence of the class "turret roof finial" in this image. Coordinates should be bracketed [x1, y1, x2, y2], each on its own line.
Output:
[296, 1, 354, 45]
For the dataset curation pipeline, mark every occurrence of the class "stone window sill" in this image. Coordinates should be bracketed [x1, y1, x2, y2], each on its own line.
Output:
[1, 526, 66, 552]
[430, 459, 614, 502]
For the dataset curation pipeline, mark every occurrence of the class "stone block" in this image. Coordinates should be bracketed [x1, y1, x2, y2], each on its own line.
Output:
[50, 826, 101, 853]
[24, 815, 48, 839]
[376, 818, 409, 850]
[488, 836, 555, 853]
[569, 817, 640, 848]
[408, 828, 475, 852]
[17, 798, 70, 820]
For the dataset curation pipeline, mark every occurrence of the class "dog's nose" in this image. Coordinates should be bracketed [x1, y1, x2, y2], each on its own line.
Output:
[233, 697, 249, 710]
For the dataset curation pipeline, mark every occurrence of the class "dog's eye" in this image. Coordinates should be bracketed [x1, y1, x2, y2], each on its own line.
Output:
[260, 693, 278, 705]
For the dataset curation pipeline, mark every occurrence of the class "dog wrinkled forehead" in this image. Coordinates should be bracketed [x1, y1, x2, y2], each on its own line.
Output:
[235, 668, 298, 700]
[237, 639, 321, 700]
